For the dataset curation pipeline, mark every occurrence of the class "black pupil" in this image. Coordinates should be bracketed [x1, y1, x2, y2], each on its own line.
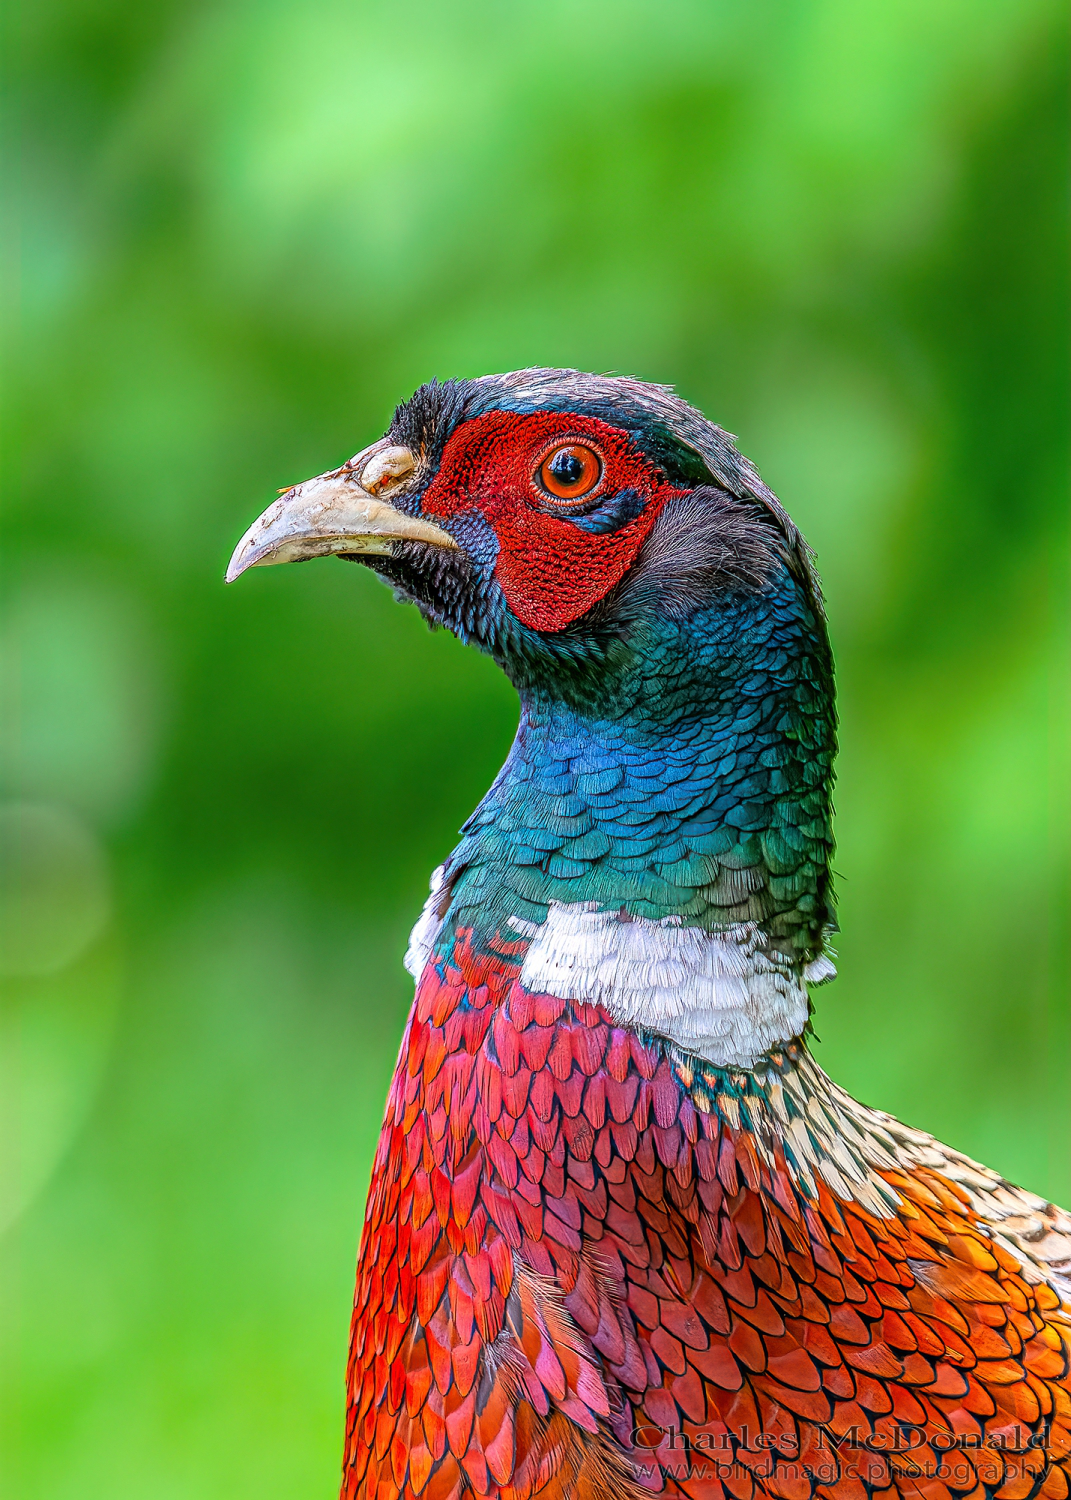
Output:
[548, 449, 585, 489]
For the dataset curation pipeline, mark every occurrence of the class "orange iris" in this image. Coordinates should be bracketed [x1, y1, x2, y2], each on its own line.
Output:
[537, 443, 602, 504]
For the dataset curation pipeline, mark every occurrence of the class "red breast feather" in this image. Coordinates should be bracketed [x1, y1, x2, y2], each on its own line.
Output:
[341, 936, 1071, 1500]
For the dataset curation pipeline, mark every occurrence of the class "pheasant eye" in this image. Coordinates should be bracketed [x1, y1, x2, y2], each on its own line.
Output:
[537, 443, 602, 504]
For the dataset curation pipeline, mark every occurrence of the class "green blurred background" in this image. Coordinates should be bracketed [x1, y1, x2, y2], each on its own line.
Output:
[2, 0, 1068, 1494]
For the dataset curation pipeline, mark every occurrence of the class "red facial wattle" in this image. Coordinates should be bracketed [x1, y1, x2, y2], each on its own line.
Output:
[420, 411, 687, 632]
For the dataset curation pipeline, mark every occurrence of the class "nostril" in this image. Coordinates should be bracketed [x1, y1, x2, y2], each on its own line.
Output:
[359, 445, 416, 495]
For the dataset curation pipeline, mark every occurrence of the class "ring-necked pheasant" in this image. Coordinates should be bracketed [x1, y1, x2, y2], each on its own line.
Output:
[228, 370, 1071, 1500]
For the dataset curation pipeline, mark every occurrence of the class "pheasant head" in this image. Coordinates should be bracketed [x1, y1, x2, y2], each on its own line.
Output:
[228, 368, 837, 1068]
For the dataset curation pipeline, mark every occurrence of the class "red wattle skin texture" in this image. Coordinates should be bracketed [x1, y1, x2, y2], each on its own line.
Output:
[419, 411, 687, 632]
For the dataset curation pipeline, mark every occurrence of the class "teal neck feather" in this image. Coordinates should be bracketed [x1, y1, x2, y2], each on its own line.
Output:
[436, 563, 836, 968]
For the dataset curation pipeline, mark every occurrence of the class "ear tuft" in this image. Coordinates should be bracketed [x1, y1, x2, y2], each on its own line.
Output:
[590, 487, 785, 625]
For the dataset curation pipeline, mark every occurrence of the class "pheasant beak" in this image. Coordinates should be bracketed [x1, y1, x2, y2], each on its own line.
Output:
[225, 442, 458, 583]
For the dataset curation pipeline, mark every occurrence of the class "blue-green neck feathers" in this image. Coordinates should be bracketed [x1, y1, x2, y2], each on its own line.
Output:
[436, 560, 836, 965]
